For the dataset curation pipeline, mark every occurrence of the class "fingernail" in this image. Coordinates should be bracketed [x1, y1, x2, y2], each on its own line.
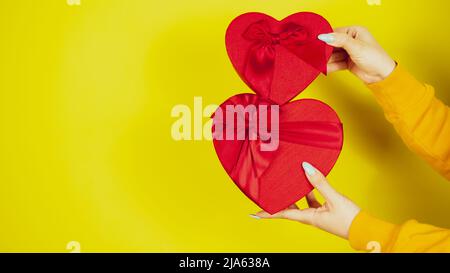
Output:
[302, 162, 317, 176]
[249, 214, 261, 220]
[318, 34, 335, 43]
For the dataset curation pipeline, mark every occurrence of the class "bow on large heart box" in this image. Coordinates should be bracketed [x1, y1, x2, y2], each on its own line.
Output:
[212, 12, 344, 214]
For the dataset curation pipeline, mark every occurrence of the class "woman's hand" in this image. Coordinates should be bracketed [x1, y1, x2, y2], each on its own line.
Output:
[251, 162, 361, 239]
[318, 26, 396, 84]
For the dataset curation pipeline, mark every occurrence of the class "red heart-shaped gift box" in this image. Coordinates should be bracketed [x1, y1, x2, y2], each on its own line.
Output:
[226, 12, 334, 105]
[213, 12, 343, 214]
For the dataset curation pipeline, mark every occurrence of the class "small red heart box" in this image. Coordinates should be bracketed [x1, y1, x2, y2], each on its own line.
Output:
[213, 12, 343, 214]
[225, 12, 334, 105]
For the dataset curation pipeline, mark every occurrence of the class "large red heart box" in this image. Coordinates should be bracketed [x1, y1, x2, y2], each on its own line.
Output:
[212, 94, 343, 214]
[226, 12, 333, 105]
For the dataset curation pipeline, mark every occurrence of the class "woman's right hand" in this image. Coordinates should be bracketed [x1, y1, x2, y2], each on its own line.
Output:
[318, 26, 397, 84]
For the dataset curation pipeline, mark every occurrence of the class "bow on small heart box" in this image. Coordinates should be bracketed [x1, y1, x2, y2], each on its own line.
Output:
[212, 12, 344, 214]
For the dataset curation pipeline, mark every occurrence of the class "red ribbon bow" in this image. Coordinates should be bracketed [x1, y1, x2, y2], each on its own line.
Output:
[243, 20, 327, 99]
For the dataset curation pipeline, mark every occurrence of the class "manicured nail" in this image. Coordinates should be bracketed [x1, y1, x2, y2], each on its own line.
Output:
[249, 214, 261, 220]
[302, 162, 317, 176]
[318, 33, 335, 44]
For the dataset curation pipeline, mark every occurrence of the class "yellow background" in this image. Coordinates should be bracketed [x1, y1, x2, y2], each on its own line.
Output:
[1, 0, 450, 252]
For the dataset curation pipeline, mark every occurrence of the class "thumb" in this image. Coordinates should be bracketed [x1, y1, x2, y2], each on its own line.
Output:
[318, 32, 362, 55]
[301, 162, 340, 204]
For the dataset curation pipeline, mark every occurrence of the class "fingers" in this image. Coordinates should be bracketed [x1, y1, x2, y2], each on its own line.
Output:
[327, 49, 349, 73]
[251, 204, 298, 219]
[327, 61, 348, 73]
[318, 32, 362, 55]
[301, 162, 340, 204]
[306, 192, 321, 208]
[333, 27, 352, 34]
[328, 50, 348, 64]
[331, 32, 362, 53]
[282, 208, 316, 224]
[334, 26, 360, 39]
[252, 208, 316, 225]
[334, 26, 374, 42]
[252, 210, 283, 219]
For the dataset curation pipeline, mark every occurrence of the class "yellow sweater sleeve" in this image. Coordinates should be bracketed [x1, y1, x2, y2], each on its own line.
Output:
[367, 64, 450, 179]
[348, 65, 450, 253]
[349, 211, 450, 253]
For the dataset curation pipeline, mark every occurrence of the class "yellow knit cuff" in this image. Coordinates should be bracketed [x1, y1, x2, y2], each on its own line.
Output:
[349, 211, 399, 252]
[366, 63, 405, 93]
[366, 64, 429, 113]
